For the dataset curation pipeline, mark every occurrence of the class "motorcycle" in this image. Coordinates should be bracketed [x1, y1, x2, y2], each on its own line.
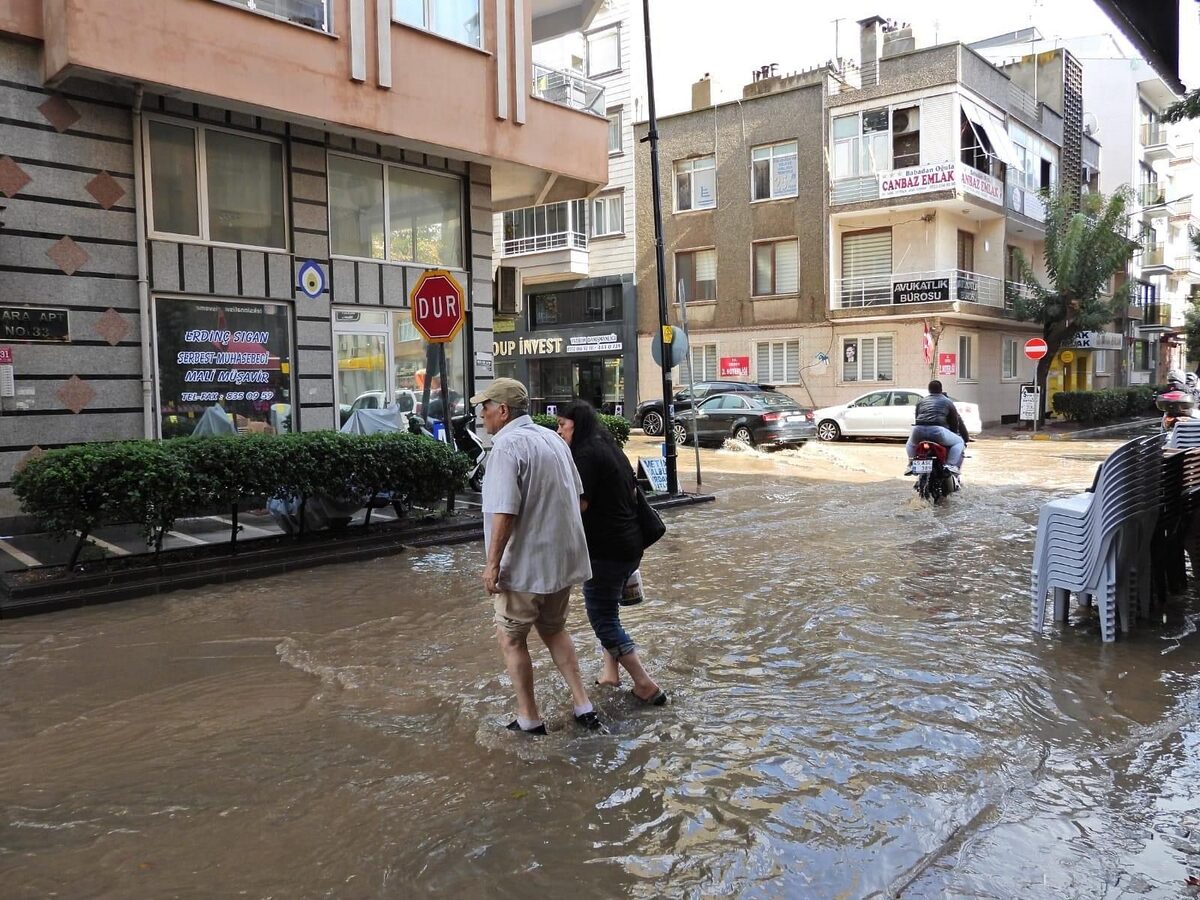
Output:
[911, 440, 961, 505]
[451, 414, 489, 493]
[1156, 389, 1196, 432]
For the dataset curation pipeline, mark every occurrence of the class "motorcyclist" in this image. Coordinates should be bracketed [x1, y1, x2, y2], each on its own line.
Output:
[904, 380, 966, 476]
[1158, 369, 1197, 431]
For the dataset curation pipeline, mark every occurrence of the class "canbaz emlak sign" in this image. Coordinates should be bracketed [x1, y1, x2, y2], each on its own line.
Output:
[878, 162, 955, 199]
[958, 165, 1003, 205]
[893, 278, 950, 304]
[719, 356, 751, 377]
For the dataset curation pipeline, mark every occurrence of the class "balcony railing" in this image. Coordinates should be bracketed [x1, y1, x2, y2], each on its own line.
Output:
[1008, 83, 1038, 120]
[834, 269, 1008, 310]
[1141, 122, 1168, 147]
[501, 199, 588, 256]
[1141, 245, 1173, 270]
[220, 0, 329, 30]
[532, 64, 605, 117]
[1141, 302, 1173, 328]
[1175, 254, 1200, 276]
[1139, 182, 1166, 207]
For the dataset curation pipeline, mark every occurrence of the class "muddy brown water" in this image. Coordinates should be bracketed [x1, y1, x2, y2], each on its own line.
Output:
[2, 469, 1198, 898]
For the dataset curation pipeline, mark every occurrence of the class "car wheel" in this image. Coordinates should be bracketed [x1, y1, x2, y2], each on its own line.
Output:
[642, 410, 664, 436]
[732, 425, 755, 446]
[671, 423, 689, 445]
[817, 420, 841, 442]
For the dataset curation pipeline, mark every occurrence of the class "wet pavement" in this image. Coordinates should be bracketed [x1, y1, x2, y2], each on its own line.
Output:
[2, 438, 1199, 897]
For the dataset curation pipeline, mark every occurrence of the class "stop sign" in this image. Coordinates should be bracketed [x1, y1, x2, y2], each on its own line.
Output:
[410, 270, 465, 343]
[1024, 338, 1048, 361]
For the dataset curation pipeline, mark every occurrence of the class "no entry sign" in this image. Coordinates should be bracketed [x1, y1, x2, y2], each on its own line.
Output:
[410, 270, 465, 344]
[1024, 338, 1048, 361]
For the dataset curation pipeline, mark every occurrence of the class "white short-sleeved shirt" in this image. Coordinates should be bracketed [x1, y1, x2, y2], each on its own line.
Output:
[482, 415, 592, 594]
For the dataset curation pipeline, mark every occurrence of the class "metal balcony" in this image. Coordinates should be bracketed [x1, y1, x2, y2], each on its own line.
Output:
[1139, 301, 1173, 329]
[501, 199, 589, 256]
[1140, 245, 1174, 274]
[1139, 182, 1167, 212]
[531, 64, 606, 117]
[833, 269, 1008, 310]
[1140, 123, 1173, 161]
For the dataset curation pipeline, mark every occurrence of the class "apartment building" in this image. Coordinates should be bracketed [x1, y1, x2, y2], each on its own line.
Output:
[491, 0, 644, 416]
[976, 32, 1200, 387]
[635, 19, 1091, 424]
[0, 0, 609, 516]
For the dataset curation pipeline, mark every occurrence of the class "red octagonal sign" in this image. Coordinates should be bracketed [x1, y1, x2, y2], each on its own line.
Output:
[1024, 338, 1048, 361]
[410, 269, 466, 344]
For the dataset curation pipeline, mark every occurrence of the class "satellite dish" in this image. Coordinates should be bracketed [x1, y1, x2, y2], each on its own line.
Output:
[1083, 112, 1099, 137]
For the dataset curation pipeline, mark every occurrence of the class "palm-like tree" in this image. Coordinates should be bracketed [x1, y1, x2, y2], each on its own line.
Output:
[1012, 187, 1138, 418]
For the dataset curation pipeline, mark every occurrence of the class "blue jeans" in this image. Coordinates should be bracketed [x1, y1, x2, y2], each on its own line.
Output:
[582, 556, 642, 659]
[907, 425, 964, 468]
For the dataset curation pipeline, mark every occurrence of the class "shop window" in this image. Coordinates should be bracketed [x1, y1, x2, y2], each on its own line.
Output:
[146, 119, 286, 249]
[155, 297, 294, 438]
[1002, 336, 1019, 380]
[674, 156, 716, 212]
[842, 335, 894, 383]
[752, 239, 799, 296]
[328, 154, 463, 268]
[394, 0, 482, 47]
[676, 249, 717, 302]
[586, 25, 621, 77]
[755, 339, 800, 384]
[751, 141, 798, 201]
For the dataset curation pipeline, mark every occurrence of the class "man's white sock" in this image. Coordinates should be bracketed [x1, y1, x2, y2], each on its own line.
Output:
[516, 715, 543, 731]
[573, 702, 593, 717]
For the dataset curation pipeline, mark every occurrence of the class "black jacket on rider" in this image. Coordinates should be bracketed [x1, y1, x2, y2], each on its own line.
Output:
[913, 392, 969, 441]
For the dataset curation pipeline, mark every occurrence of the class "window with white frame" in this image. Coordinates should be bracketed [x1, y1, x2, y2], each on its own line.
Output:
[832, 108, 890, 179]
[842, 335, 894, 382]
[751, 141, 798, 201]
[607, 108, 622, 154]
[586, 25, 620, 77]
[1094, 350, 1112, 375]
[752, 239, 799, 296]
[958, 334, 975, 380]
[674, 156, 716, 211]
[146, 119, 286, 248]
[676, 248, 716, 302]
[394, 0, 482, 47]
[591, 193, 623, 237]
[1002, 336, 1019, 379]
[689, 343, 719, 381]
[756, 339, 800, 384]
[327, 154, 463, 267]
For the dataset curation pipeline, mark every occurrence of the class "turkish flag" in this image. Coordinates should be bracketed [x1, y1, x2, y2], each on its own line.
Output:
[922, 321, 933, 364]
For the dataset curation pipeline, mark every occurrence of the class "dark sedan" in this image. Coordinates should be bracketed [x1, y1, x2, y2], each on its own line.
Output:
[671, 391, 815, 448]
[635, 381, 778, 436]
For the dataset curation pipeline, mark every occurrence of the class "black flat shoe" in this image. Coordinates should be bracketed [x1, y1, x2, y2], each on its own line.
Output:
[506, 719, 547, 735]
[574, 711, 607, 733]
[631, 688, 668, 707]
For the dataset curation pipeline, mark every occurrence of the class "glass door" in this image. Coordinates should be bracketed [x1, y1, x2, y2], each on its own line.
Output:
[332, 309, 391, 427]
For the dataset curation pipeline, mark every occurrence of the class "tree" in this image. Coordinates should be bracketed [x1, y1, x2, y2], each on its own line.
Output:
[1164, 90, 1200, 124]
[1012, 187, 1138, 420]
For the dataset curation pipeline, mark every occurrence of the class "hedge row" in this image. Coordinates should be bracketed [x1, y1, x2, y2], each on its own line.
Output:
[531, 413, 632, 446]
[12, 432, 470, 565]
[1051, 385, 1163, 423]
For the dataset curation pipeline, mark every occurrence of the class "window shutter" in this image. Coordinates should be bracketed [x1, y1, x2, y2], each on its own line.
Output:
[876, 337, 894, 380]
[785, 340, 800, 382]
[842, 231, 892, 280]
[754, 244, 772, 295]
[696, 249, 717, 282]
[861, 339, 876, 382]
[920, 94, 954, 165]
[756, 342, 770, 381]
[776, 242, 798, 293]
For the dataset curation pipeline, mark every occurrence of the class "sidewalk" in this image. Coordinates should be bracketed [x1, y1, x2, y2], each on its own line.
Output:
[1002, 416, 1160, 441]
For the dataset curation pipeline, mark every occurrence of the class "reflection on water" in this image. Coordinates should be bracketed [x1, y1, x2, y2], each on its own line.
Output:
[1, 473, 1199, 897]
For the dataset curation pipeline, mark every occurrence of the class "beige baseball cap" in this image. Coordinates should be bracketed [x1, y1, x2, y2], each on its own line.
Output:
[469, 377, 529, 409]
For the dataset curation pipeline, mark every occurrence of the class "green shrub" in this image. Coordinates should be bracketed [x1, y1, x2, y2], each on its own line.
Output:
[1052, 385, 1163, 423]
[531, 412, 631, 446]
[12, 431, 470, 560]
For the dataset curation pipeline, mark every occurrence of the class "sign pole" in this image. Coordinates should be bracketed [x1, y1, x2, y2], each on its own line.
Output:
[641, 0, 679, 495]
[439, 342, 455, 514]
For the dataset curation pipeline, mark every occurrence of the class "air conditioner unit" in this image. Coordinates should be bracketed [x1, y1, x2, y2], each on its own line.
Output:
[496, 266, 519, 316]
[892, 108, 919, 134]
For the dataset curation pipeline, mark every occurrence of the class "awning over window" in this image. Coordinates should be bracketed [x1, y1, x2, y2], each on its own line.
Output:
[960, 97, 1019, 168]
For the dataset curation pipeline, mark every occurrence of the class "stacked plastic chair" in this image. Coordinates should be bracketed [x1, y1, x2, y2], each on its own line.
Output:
[1030, 434, 1165, 642]
[1167, 417, 1200, 449]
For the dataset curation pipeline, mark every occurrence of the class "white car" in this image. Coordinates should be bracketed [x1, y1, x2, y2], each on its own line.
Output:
[813, 388, 983, 442]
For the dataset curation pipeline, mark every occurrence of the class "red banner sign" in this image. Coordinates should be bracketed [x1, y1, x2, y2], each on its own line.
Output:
[719, 356, 750, 377]
[938, 352, 957, 376]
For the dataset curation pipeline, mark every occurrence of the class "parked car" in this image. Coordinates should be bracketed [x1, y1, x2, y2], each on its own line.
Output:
[813, 388, 983, 442]
[672, 391, 815, 448]
[636, 381, 778, 436]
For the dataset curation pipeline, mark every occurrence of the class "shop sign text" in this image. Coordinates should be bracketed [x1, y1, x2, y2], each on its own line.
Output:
[893, 278, 950, 304]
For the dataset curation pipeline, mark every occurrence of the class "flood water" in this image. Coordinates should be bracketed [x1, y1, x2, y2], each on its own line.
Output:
[2, 469, 1199, 897]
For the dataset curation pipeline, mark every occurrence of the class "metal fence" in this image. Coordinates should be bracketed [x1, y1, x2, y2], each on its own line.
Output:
[833, 269, 1011, 309]
[531, 64, 606, 116]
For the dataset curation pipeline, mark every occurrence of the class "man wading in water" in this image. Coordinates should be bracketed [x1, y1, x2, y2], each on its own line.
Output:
[474, 378, 603, 734]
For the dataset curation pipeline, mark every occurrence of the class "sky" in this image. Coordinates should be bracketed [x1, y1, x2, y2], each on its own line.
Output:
[641, 0, 1199, 116]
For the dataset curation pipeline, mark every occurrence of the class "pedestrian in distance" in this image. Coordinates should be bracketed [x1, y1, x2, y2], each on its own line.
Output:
[556, 400, 667, 706]
[473, 378, 604, 735]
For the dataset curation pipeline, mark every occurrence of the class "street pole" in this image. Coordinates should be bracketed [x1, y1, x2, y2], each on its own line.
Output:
[641, 0, 678, 494]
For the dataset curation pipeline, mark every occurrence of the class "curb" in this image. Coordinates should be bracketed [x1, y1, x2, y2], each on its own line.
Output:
[1006, 417, 1159, 442]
